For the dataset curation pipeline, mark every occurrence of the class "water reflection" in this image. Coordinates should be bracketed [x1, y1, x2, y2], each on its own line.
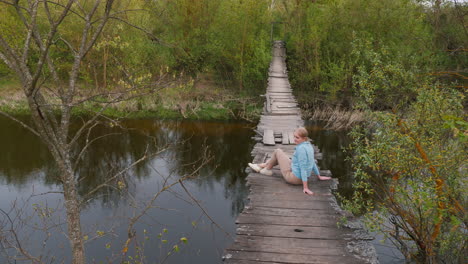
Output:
[0, 115, 52, 186]
[305, 121, 354, 199]
[0, 117, 254, 210]
[0, 116, 254, 263]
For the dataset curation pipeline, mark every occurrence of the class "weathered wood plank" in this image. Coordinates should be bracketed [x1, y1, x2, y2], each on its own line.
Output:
[262, 129, 275, 146]
[265, 94, 271, 113]
[228, 243, 347, 256]
[231, 235, 347, 249]
[248, 199, 333, 210]
[224, 251, 361, 264]
[288, 131, 295, 144]
[235, 214, 338, 227]
[247, 175, 332, 187]
[282, 131, 289, 145]
[235, 224, 348, 239]
[242, 206, 338, 217]
[246, 191, 334, 202]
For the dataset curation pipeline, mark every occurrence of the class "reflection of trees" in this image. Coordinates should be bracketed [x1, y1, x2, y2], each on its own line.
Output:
[0, 116, 53, 185]
[306, 122, 353, 199]
[1, 117, 253, 214]
[163, 120, 254, 215]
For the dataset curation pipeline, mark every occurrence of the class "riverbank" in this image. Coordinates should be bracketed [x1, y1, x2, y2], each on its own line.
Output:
[295, 92, 364, 131]
[0, 77, 263, 122]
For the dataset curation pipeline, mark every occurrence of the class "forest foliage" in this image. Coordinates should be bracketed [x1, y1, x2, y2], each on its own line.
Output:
[0, 0, 465, 103]
[0, 0, 273, 93]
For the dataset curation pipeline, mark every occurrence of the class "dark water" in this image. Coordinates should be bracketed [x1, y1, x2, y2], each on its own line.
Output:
[305, 121, 354, 199]
[0, 117, 402, 263]
[0, 117, 254, 263]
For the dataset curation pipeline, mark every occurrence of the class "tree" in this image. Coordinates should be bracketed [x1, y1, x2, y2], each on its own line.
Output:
[0, 1, 164, 263]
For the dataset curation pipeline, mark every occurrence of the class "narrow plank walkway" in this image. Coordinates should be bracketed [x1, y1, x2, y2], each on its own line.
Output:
[223, 41, 368, 264]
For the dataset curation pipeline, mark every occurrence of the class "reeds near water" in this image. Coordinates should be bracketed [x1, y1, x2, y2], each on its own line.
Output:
[303, 106, 364, 131]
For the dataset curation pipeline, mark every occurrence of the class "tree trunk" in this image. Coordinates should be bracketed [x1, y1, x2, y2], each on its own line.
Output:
[26, 94, 85, 264]
[57, 152, 85, 264]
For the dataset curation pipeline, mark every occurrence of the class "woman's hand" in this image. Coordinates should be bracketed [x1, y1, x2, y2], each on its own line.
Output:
[302, 181, 313, 195]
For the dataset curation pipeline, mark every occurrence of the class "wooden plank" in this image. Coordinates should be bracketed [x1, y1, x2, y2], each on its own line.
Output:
[282, 131, 289, 144]
[260, 115, 301, 119]
[229, 238, 348, 256]
[259, 123, 299, 128]
[242, 206, 338, 217]
[268, 74, 287, 78]
[272, 98, 296, 102]
[252, 153, 268, 164]
[235, 224, 347, 239]
[288, 131, 295, 144]
[262, 129, 275, 146]
[235, 214, 338, 227]
[265, 94, 271, 113]
[320, 170, 332, 177]
[231, 235, 347, 249]
[247, 188, 333, 197]
[247, 192, 334, 202]
[248, 199, 332, 210]
[224, 251, 362, 264]
[246, 181, 332, 196]
[264, 112, 301, 116]
[246, 175, 331, 186]
[228, 243, 347, 256]
[246, 176, 332, 189]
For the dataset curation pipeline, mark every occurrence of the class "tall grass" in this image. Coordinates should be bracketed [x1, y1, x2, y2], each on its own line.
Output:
[303, 106, 364, 131]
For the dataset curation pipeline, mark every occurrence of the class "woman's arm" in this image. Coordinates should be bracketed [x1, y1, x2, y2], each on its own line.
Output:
[302, 181, 313, 195]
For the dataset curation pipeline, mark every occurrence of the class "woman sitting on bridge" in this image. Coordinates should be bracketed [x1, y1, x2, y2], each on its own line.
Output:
[248, 127, 331, 195]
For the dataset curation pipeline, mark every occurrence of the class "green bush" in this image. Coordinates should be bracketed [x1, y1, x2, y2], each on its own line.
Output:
[345, 85, 467, 263]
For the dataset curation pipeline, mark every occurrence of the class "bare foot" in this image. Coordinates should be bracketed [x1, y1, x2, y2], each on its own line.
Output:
[258, 163, 267, 168]
[318, 175, 332, 181]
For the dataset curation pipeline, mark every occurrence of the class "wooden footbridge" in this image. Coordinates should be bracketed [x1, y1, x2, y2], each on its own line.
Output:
[223, 41, 374, 264]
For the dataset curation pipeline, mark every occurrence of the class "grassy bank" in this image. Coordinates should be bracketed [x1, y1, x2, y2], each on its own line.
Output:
[294, 91, 364, 131]
[0, 77, 263, 122]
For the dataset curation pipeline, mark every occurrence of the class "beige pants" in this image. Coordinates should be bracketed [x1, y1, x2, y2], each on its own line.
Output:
[265, 149, 302, 185]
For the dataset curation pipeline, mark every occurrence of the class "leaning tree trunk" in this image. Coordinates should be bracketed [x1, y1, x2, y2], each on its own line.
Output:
[59, 157, 85, 264]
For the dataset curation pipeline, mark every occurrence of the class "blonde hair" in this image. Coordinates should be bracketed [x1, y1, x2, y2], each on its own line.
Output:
[295, 127, 308, 139]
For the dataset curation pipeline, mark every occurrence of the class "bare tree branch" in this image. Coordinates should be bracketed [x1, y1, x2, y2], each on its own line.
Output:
[120, 152, 214, 259]
[109, 16, 171, 47]
[79, 145, 154, 207]
[179, 180, 233, 240]
[0, 208, 43, 263]
[0, 110, 40, 137]
[0, 35, 22, 76]
[20, 0, 38, 66]
[73, 132, 121, 171]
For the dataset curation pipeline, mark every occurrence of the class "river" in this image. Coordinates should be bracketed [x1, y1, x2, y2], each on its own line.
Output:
[0, 116, 402, 263]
